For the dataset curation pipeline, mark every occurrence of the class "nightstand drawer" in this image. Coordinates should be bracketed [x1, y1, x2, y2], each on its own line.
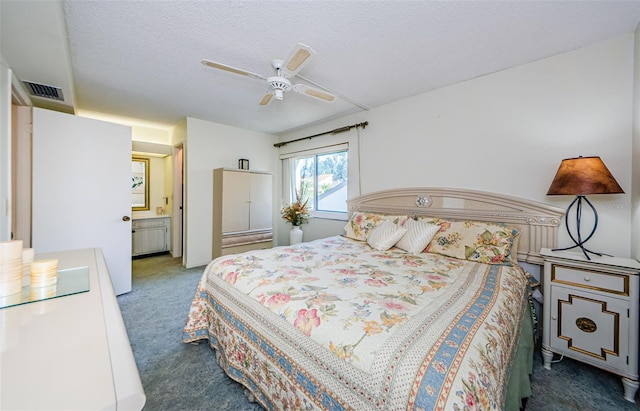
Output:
[552, 265, 628, 296]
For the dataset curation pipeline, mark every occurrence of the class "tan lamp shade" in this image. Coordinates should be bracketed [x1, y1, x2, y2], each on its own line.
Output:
[547, 156, 624, 195]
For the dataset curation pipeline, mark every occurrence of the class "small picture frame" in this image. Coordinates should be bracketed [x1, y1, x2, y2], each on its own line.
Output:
[238, 159, 249, 170]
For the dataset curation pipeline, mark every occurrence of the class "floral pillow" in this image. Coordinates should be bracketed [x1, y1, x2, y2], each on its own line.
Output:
[425, 219, 519, 264]
[367, 220, 408, 251]
[343, 212, 409, 241]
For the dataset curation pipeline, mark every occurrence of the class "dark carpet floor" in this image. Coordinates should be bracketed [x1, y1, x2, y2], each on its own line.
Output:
[117, 254, 640, 410]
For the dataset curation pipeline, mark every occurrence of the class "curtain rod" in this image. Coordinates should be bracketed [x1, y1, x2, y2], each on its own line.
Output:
[274, 121, 369, 148]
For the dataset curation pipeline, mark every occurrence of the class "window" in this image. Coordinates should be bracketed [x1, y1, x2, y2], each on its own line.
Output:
[286, 148, 348, 219]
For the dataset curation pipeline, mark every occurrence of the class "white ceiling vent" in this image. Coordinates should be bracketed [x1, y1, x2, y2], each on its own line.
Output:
[23, 81, 64, 101]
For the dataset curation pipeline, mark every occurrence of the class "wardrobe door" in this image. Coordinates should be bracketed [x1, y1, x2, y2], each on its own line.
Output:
[249, 172, 272, 231]
[221, 170, 250, 233]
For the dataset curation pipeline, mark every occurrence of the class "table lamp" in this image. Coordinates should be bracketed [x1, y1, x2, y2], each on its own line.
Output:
[546, 156, 623, 260]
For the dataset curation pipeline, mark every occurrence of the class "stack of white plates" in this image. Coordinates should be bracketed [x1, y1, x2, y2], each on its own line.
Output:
[0, 240, 23, 297]
[22, 248, 34, 288]
[30, 259, 58, 288]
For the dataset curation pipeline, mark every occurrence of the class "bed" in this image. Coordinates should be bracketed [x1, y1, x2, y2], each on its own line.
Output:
[183, 188, 564, 410]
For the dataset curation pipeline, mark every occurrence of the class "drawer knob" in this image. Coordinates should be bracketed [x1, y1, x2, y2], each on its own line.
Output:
[584, 276, 591, 282]
[551, 315, 557, 321]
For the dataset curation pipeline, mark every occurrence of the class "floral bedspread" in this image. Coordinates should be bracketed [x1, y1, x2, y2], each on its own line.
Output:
[183, 236, 531, 410]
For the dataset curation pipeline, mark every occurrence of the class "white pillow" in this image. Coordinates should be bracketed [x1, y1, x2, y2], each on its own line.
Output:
[367, 220, 408, 251]
[395, 219, 441, 254]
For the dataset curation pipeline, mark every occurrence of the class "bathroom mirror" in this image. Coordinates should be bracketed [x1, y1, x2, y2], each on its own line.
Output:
[132, 157, 149, 210]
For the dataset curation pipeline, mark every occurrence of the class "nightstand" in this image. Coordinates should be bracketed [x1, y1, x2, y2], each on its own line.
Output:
[541, 248, 640, 402]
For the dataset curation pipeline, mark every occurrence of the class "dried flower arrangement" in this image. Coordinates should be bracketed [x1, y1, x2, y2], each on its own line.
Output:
[281, 196, 309, 226]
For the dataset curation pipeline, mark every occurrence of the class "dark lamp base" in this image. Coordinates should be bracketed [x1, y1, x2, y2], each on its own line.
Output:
[555, 195, 610, 261]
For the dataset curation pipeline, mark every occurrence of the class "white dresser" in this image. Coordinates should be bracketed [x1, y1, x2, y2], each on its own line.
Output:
[0, 248, 146, 410]
[541, 248, 640, 402]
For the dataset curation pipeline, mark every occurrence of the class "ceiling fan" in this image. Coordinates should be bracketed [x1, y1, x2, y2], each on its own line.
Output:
[201, 43, 337, 106]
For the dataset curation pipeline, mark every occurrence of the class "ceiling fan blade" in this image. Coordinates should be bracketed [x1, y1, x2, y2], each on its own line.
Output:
[259, 94, 273, 105]
[296, 74, 369, 111]
[201, 59, 265, 80]
[293, 84, 336, 102]
[281, 43, 314, 77]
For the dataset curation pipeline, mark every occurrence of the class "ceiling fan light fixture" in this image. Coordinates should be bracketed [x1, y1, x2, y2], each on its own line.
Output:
[267, 77, 291, 91]
[267, 76, 292, 101]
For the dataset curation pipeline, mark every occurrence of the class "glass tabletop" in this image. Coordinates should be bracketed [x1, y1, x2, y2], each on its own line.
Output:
[0, 266, 90, 309]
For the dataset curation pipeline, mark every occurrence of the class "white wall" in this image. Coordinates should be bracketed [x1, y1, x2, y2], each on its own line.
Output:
[183, 117, 278, 268]
[78, 111, 172, 145]
[171, 118, 187, 147]
[131, 125, 170, 145]
[280, 34, 636, 259]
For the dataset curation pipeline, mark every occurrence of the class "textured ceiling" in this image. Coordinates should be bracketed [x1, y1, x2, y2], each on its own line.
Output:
[3, 1, 640, 134]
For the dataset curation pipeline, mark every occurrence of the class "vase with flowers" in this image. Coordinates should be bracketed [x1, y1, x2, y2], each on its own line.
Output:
[281, 195, 309, 245]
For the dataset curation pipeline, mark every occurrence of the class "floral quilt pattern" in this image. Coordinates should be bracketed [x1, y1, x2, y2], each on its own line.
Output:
[183, 236, 531, 410]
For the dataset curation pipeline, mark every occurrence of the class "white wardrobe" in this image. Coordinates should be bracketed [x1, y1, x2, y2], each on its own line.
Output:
[213, 168, 273, 258]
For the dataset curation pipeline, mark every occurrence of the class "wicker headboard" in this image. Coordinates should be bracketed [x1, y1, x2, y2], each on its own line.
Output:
[347, 187, 565, 265]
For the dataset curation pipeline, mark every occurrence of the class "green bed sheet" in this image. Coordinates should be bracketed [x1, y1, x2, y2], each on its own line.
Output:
[505, 302, 535, 410]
